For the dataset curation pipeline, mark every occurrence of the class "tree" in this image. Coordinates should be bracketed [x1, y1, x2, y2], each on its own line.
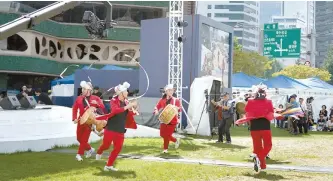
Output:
[233, 38, 272, 77]
[272, 65, 331, 81]
[264, 59, 283, 78]
[324, 46, 333, 84]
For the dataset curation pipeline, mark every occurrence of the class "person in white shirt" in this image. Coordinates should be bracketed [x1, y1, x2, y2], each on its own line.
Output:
[324, 116, 333, 132]
[298, 98, 308, 134]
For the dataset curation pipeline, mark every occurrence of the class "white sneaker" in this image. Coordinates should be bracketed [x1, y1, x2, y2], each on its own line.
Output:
[86, 148, 95, 158]
[162, 149, 168, 153]
[96, 154, 102, 160]
[253, 155, 261, 173]
[104, 166, 118, 172]
[76, 154, 83, 161]
[249, 153, 256, 158]
[175, 138, 180, 149]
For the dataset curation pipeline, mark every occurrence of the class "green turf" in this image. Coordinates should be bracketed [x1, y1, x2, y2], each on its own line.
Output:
[60, 126, 333, 167]
[1, 152, 333, 181]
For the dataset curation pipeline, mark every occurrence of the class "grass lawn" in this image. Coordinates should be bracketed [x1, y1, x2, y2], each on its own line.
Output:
[1, 152, 333, 181]
[65, 126, 333, 167]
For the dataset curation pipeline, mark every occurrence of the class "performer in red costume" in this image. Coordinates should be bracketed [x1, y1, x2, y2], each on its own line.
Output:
[72, 81, 106, 161]
[154, 84, 181, 153]
[95, 82, 138, 172]
[236, 84, 274, 173]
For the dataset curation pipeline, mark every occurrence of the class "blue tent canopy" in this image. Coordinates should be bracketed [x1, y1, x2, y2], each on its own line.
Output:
[297, 77, 333, 89]
[263, 75, 310, 89]
[101, 65, 132, 70]
[232, 72, 265, 87]
[51, 66, 97, 86]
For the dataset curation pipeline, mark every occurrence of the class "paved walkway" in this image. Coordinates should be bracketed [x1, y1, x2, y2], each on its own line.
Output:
[49, 149, 333, 174]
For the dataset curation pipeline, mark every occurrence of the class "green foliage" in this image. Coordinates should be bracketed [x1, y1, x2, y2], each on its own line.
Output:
[273, 65, 331, 81]
[264, 59, 283, 78]
[233, 38, 272, 77]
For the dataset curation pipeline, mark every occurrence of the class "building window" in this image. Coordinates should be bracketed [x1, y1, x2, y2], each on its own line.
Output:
[215, 13, 244, 20]
[207, 13, 211, 17]
[285, 19, 296, 23]
[215, 5, 226, 9]
[208, 5, 211, 9]
[289, 25, 296, 28]
[234, 31, 243, 37]
[215, 5, 244, 11]
[273, 19, 285, 23]
[230, 1, 244, 3]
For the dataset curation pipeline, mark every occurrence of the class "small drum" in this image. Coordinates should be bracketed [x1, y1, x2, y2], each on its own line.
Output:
[80, 107, 96, 125]
[236, 102, 246, 115]
[159, 104, 178, 124]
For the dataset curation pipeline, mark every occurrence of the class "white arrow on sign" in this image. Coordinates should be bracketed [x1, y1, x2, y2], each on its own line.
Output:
[274, 38, 289, 56]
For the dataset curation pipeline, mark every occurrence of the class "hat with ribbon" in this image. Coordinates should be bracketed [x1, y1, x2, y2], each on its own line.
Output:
[164, 84, 174, 91]
[115, 82, 130, 95]
[80, 81, 93, 90]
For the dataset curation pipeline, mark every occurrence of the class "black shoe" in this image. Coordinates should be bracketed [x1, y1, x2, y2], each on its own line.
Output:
[226, 141, 231, 144]
[216, 140, 223, 143]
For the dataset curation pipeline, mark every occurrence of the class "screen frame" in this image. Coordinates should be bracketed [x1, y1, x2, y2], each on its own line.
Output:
[196, 16, 234, 90]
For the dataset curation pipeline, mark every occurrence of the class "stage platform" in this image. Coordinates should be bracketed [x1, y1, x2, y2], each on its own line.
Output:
[0, 104, 161, 154]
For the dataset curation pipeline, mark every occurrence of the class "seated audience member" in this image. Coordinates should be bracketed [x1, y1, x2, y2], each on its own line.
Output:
[319, 105, 328, 120]
[16, 85, 28, 100]
[93, 86, 102, 97]
[308, 115, 314, 131]
[26, 85, 35, 96]
[324, 116, 333, 132]
[0, 91, 6, 101]
[317, 114, 326, 131]
[35, 88, 53, 105]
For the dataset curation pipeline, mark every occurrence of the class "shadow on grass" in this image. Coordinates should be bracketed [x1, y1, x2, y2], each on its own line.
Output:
[155, 153, 184, 159]
[120, 139, 207, 156]
[204, 142, 248, 151]
[243, 171, 285, 180]
[245, 158, 292, 165]
[93, 167, 137, 179]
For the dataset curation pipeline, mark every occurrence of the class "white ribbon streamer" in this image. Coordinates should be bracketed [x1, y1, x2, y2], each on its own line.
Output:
[128, 62, 149, 101]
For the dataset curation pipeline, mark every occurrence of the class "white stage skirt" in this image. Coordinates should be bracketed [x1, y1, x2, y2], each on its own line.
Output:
[0, 105, 161, 153]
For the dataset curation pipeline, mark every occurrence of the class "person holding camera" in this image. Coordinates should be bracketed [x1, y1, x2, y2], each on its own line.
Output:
[212, 92, 234, 144]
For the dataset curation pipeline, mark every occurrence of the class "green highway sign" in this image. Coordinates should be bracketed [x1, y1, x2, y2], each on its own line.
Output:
[263, 28, 301, 58]
[264, 23, 278, 30]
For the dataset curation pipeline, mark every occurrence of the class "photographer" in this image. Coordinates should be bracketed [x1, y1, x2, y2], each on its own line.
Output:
[212, 92, 234, 144]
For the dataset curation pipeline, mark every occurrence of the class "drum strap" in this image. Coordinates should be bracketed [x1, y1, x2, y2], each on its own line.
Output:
[84, 97, 91, 108]
[166, 98, 171, 105]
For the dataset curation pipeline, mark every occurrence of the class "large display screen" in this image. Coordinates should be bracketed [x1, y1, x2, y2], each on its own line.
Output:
[200, 24, 230, 88]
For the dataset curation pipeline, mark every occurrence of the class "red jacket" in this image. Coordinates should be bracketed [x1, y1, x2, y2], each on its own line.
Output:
[72, 95, 106, 123]
[245, 98, 274, 122]
[154, 97, 181, 125]
[96, 97, 137, 129]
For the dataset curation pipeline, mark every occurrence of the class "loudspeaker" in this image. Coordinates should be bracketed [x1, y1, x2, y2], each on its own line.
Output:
[0, 96, 21, 110]
[19, 96, 37, 109]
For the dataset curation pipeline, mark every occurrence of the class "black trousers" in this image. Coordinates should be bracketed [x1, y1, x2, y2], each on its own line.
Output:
[297, 117, 308, 134]
[218, 117, 233, 142]
[291, 117, 298, 133]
